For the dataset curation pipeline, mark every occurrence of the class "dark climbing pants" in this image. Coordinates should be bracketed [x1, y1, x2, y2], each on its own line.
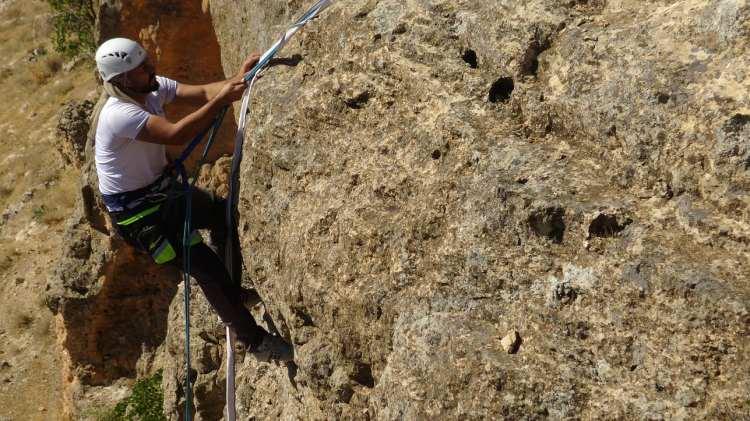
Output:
[109, 185, 264, 346]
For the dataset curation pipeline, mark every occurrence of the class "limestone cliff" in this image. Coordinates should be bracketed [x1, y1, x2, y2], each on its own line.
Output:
[50, 0, 749, 419]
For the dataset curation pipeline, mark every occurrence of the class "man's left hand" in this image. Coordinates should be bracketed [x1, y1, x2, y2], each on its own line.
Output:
[239, 52, 262, 77]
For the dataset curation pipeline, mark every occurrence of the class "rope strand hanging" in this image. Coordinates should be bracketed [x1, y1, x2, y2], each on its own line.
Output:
[174, 1, 335, 420]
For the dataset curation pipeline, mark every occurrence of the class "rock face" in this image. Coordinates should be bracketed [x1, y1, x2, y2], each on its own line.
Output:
[50, 0, 749, 419]
[207, 0, 750, 419]
[56, 99, 94, 168]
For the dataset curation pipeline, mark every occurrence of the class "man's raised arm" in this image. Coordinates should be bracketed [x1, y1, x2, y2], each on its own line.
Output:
[138, 76, 246, 146]
[174, 52, 262, 105]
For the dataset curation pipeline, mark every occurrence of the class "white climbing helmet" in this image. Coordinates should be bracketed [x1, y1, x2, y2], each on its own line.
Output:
[95, 38, 147, 82]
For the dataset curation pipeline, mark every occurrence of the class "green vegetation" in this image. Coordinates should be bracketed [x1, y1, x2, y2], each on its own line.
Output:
[45, 0, 95, 59]
[98, 370, 167, 421]
[32, 205, 46, 222]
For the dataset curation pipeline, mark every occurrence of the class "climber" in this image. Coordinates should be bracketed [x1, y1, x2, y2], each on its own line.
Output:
[92, 37, 267, 350]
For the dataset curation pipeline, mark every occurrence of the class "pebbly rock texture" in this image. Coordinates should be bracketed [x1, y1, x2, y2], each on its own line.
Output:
[55, 99, 95, 168]
[204, 0, 750, 419]
[50, 0, 750, 419]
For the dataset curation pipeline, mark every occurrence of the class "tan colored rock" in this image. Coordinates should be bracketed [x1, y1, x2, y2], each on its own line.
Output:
[55, 100, 94, 169]
[500, 331, 521, 354]
[50, 0, 750, 419]
[207, 0, 750, 418]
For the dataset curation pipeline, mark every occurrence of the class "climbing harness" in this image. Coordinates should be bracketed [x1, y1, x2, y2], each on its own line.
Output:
[171, 1, 335, 420]
[102, 111, 226, 421]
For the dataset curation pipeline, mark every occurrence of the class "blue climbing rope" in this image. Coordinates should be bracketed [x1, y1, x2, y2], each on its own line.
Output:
[171, 108, 227, 421]
[178, 161, 193, 421]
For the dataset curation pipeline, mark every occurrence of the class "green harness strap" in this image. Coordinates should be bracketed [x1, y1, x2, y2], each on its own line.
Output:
[117, 203, 203, 265]
[116, 204, 161, 226]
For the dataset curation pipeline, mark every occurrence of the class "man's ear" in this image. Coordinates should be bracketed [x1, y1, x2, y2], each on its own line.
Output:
[111, 73, 128, 88]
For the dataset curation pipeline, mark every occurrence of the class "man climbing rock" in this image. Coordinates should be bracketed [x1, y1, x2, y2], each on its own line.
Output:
[92, 37, 267, 350]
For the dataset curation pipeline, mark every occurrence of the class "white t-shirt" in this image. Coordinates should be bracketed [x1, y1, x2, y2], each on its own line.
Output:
[95, 76, 178, 195]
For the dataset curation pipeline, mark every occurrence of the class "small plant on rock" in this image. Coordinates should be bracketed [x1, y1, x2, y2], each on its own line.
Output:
[45, 0, 96, 59]
[32, 205, 46, 222]
[98, 370, 167, 421]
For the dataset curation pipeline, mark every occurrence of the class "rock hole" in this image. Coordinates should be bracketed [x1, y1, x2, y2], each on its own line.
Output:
[293, 307, 315, 327]
[345, 91, 371, 109]
[554, 282, 577, 305]
[180, 368, 198, 387]
[520, 28, 552, 76]
[462, 49, 478, 68]
[588, 213, 631, 238]
[70, 285, 89, 295]
[392, 23, 408, 35]
[492, 375, 506, 391]
[488, 77, 514, 103]
[520, 40, 550, 77]
[299, 313, 314, 327]
[496, 187, 511, 202]
[564, 321, 588, 339]
[353, 362, 375, 388]
[268, 54, 303, 68]
[656, 92, 670, 104]
[724, 113, 750, 133]
[528, 206, 566, 243]
[431, 149, 442, 160]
